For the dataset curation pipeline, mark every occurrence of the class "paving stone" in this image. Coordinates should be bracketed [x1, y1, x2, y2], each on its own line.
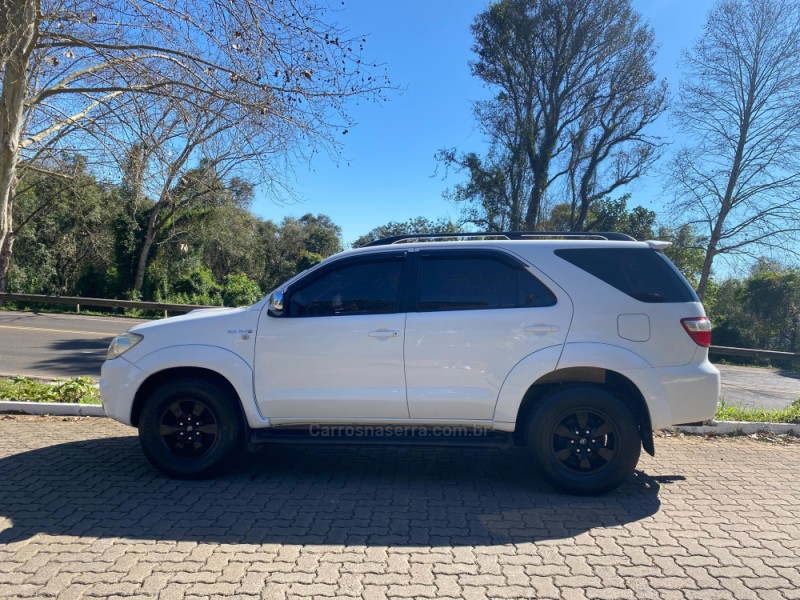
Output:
[0, 417, 798, 600]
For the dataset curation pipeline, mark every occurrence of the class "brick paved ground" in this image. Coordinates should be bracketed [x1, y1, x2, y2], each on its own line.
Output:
[0, 416, 798, 600]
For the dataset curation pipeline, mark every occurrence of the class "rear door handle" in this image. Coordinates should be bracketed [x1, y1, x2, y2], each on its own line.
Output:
[525, 324, 560, 334]
[368, 329, 401, 339]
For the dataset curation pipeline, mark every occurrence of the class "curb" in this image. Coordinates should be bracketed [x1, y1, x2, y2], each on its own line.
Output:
[672, 420, 798, 436]
[0, 401, 105, 417]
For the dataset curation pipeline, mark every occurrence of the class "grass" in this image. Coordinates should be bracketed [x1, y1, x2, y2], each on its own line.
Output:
[715, 398, 800, 424]
[0, 376, 102, 405]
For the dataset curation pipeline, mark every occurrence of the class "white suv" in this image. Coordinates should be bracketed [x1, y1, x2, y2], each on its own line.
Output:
[100, 232, 720, 495]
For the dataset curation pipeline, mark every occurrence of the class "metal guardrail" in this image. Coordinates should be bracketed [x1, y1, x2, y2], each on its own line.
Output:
[709, 345, 799, 362]
[1, 292, 798, 362]
[0, 292, 218, 318]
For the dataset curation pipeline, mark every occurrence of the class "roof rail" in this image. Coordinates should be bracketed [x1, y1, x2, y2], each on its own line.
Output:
[361, 231, 636, 247]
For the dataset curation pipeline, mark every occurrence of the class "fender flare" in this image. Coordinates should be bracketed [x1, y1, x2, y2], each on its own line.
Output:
[493, 345, 563, 424]
[493, 342, 672, 430]
[133, 345, 269, 429]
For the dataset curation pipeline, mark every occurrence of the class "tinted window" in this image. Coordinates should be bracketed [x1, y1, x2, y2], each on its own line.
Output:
[418, 255, 556, 311]
[555, 248, 698, 303]
[289, 258, 404, 317]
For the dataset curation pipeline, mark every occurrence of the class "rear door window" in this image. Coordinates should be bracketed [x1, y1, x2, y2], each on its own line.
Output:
[417, 252, 556, 311]
[554, 248, 698, 303]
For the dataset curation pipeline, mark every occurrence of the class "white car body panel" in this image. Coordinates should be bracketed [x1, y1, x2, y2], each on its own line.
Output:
[518, 246, 707, 368]
[552, 342, 671, 427]
[404, 257, 573, 420]
[254, 312, 408, 419]
[134, 345, 266, 426]
[405, 305, 571, 420]
[100, 306, 267, 427]
[99, 356, 145, 425]
[99, 239, 720, 439]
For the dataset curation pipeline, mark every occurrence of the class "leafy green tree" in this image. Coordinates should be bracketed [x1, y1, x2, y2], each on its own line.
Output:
[435, 148, 524, 232]
[192, 205, 265, 286]
[116, 153, 256, 294]
[10, 156, 118, 295]
[708, 277, 748, 348]
[658, 225, 706, 290]
[709, 261, 799, 356]
[260, 214, 343, 291]
[223, 273, 263, 307]
[353, 217, 460, 247]
[153, 264, 223, 306]
[741, 263, 800, 353]
[583, 197, 657, 240]
[539, 195, 656, 239]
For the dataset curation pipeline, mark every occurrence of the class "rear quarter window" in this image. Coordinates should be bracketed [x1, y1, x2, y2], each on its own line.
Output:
[554, 248, 698, 303]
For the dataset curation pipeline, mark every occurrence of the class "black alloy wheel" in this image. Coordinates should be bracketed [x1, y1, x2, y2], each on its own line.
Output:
[549, 407, 619, 473]
[158, 398, 220, 459]
[526, 386, 641, 495]
[138, 377, 243, 479]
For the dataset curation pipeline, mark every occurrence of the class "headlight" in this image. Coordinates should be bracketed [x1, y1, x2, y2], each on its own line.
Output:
[106, 333, 144, 360]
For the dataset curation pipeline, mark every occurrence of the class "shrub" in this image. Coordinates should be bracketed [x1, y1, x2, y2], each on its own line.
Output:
[222, 273, 263, 307]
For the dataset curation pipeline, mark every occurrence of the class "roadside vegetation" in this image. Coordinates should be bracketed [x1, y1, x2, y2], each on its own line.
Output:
[0, 377, 101, 405]
[715, 399, 800, 424]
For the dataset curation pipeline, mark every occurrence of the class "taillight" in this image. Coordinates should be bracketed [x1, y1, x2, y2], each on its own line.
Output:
[681, 317, 712, 347]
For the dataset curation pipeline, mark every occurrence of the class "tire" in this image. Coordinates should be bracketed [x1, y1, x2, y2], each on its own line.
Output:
[138, 377, 243, 479]
[525, 386, 641, 495]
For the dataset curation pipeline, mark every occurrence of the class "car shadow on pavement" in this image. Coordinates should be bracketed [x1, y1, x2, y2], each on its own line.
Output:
[32, 337, 112, 378]
[0, 436, 676, 546]
[776, 369, 800, 380]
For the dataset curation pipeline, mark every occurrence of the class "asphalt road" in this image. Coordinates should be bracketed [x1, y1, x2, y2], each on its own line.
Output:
[1, 310, 798, 410]
[0, 310, 147, 379]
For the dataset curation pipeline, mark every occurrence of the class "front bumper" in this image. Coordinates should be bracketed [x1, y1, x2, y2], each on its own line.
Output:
[99, 357, 146, 426]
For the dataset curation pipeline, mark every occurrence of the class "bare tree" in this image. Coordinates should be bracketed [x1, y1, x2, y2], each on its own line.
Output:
[436, 98, 530, 231]
[0, 0, 389, 291]
[565, 27, 667, 230]
[120, 94, 247, 292]
[669, 0, 800, 299]
[448, 0, 665, 230]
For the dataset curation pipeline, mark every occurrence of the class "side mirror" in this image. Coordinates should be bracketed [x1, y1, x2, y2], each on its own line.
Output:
[268, 290, 285, 317]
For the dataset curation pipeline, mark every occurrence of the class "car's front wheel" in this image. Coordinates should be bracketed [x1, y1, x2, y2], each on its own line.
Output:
[525, 386, 641, 495]
[138, 377, 243, 479]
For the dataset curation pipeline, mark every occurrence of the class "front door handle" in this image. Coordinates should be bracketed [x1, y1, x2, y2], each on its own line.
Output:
[525, 324, 560, 334]
[368, 329, 401, 339]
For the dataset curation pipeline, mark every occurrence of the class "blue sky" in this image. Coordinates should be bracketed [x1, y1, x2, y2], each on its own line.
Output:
[253, 0, 714, 246]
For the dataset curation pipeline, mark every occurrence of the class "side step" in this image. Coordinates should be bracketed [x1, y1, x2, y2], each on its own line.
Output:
[249, 426, 514, 449]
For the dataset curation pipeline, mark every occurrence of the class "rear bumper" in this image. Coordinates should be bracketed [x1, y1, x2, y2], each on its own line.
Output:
[656, 358, 720, 427]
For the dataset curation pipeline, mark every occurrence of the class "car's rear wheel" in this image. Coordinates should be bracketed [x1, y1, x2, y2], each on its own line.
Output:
[138, 377, 243, 479]
[525, 386, 641, 495]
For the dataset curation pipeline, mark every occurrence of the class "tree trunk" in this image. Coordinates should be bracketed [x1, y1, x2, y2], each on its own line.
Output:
[0, 0, 38, 292]
[0, 230, 14, 293]
[575, 165, 596, 231]
[524, 140, 553, 230]
[524, 109, 559, 230]
[132, 211, 159, 293]
[696, 66, 756, 301]
[696, 241, 717, 301]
